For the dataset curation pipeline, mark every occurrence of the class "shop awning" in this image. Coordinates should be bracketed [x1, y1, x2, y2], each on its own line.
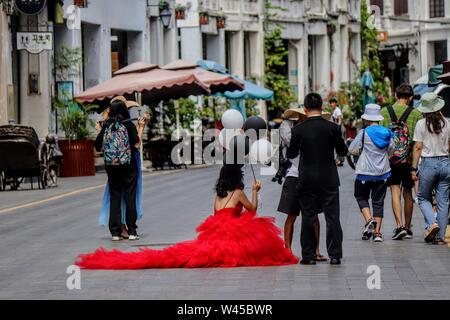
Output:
[74, 62, 209, 106]
[162, 60, 244, 94]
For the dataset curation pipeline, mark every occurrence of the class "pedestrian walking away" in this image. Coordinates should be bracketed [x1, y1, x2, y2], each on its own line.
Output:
[349, 104, 394, 243]
[381, 84, 423, 240]
[411, 92, 450, 245]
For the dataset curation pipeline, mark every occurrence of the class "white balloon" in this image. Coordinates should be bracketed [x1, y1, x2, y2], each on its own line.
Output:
[249, 139, 273, 164]
[221, 109, 244, 129]
[218, 129, 242, 150]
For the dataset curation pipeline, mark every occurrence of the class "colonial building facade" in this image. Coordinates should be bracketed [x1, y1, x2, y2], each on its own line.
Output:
[371, 0, 450, 89]
[153, 0, 362, 100]
[1, 0, 362, 136]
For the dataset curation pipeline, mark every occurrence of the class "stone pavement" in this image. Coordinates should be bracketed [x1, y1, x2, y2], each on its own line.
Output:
[0, 164, 449, 300]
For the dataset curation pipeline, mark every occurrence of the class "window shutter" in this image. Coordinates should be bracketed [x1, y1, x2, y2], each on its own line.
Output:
[394, 0, 408, 16]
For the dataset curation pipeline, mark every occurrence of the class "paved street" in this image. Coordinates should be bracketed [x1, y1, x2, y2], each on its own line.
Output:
[0, 164, 449, 300]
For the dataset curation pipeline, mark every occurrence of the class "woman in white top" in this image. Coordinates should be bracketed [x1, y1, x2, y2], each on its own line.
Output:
[412, 93, 450, 245]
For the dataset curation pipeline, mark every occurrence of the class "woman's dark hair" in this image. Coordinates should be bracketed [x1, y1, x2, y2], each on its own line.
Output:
[108, 100, 130, 123]
[215, 165, 244, 198]
[425, 111, 446, 135]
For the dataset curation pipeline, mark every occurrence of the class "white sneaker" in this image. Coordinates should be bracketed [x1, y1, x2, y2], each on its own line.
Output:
[128, 234, 140, 241]
[373, 233, 384, 242]
[112, 236, 123, 241]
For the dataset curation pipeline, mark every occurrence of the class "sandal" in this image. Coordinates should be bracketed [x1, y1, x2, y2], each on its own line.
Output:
[314, 253, 328, 262]
[432, 237, 446, 245]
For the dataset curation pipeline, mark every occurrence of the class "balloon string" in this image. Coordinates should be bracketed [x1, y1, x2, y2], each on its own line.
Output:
[250, 163, 256, 182]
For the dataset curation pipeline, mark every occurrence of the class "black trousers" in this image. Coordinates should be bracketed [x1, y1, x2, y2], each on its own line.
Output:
[299, 188, 343, 261]
[105, 165, 138, 237]
[354, 179, 388, 218]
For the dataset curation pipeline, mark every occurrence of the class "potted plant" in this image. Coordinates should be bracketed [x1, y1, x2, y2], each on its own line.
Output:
[158, 0, 169, 11]
[327, 21, 337, 35]
[216, 14, 226, 29]
[56, 100, 97, 177]
[199, 10, 209, 25]
[175, 3, 186, 20]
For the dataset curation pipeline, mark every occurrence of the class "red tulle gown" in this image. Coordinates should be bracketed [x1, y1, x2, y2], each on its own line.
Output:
[76, 205, 299, 269]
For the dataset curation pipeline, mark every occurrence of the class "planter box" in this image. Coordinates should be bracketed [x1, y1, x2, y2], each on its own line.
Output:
[175, 10, 185, 19]
[216, 18, 226, 29]
[199, 14, 210, 25]
[59, 139, 95, 177]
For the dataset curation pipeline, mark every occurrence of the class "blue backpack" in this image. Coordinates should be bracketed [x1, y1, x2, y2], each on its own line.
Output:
[102, 122, 131, 166]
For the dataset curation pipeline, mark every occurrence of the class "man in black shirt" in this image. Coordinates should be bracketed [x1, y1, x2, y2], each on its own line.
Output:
[288, 93, 348, 265]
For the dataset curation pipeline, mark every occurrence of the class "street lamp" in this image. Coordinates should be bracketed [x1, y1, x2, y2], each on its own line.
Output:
[159, 2, 172, 28]
[394, 44, 405, 60]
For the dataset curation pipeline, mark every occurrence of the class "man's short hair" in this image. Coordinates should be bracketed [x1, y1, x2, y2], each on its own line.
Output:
[329, 97, 338, 104]
[395, 84, 414, 99]
[304, 93, 323, 110]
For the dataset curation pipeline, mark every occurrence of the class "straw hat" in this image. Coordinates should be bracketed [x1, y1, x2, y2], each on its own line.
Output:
[321, 111, 332, 121]
[417, 92, 445, 114]
[101, 96, 140, 120]
[111, 95, 140, 109]
[283, 108, 306, 120]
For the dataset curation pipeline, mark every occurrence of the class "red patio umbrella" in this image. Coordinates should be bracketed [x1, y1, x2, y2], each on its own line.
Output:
[162, 60, 244, 94]
[74, 62, 210, 107]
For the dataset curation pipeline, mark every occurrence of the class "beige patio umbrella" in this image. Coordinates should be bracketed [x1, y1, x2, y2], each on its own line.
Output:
[74, 62, 210, 107]
[162, 59, 244, 93]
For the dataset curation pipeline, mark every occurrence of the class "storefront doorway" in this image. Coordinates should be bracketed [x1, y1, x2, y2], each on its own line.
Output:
[110, 29, 128, 75]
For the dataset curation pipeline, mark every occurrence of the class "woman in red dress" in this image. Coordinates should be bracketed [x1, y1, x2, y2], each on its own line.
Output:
[76, 165, 299, 269]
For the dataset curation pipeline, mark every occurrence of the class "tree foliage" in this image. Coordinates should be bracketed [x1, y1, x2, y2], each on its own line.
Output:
[359, 0, 393, 106]
[263, 0, 296, 113]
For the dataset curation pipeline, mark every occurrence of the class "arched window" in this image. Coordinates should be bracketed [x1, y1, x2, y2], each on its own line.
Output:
[370, 0, 384, 16]
[394, 0, 408, 16]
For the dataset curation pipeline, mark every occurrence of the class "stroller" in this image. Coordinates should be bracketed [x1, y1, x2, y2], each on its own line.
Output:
[0, 125, 49, 190]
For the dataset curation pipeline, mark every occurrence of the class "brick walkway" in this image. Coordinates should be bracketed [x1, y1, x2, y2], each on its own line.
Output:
[0, 165, 449, 299]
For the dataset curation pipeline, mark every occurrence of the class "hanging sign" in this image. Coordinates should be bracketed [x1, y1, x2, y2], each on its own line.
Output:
[17, 32, 53, 54]
[14, 0, 46, 15]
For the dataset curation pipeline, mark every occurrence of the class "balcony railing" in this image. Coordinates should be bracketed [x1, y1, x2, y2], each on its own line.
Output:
[269, 0, 305, 20]
[243, 0, 259, 15]
[203, 0, 220, 11]
[221, 0, 240, 13]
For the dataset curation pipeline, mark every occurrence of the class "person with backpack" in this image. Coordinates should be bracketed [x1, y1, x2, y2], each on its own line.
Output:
[95, 100, 146, 241]
[411, 93, 450, 245]
[349, 104, 394, 243]
[380, 84, 422, 240]
[97, 96, 147, 239]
